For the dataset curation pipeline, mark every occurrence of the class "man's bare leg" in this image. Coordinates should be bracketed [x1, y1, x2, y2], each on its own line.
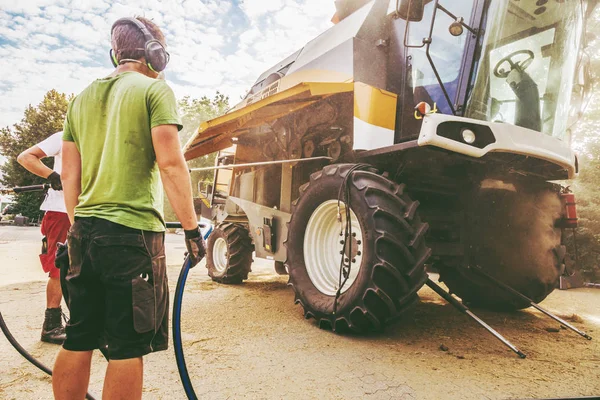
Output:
[103, 357, 143, 400]
[47, 277, 62, 308]
[53, 348, 93, 400]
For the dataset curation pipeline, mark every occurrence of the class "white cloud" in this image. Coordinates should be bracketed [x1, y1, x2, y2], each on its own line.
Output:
[0, 0, 336, 130]
[31, 33, 61, 46]
[240, 0, 285, 18]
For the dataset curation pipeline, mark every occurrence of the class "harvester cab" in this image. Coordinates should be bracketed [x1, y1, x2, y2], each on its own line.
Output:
[184, 0, 596, 334]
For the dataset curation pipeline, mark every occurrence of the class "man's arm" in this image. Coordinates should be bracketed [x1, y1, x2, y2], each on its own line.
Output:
[61, 141, 82, 224]
[17, 146, 54, 179]
[151, 124, 197, 231]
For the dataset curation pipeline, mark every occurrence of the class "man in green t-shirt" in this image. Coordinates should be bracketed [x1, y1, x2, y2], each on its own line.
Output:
[52, 17, 205, 400]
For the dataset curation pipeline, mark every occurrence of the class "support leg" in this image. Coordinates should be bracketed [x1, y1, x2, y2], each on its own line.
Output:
[470, 266, 592, 340]
[426, 278, 527, 358]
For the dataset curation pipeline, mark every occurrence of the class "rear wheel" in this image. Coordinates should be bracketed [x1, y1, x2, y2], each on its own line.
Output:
[274, 261, 288, 275]
[206, 223, 253, 284]
[438, 187, 564, 310]
[285, 164, 430, 333]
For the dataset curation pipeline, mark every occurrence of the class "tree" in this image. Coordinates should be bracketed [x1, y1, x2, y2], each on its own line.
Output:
[163, 92, 230, 223]
[178, 92, 230, 146]
[0, 90, 70, 221]
[566, 6, 600, 282]
[180, 92, 230, 189]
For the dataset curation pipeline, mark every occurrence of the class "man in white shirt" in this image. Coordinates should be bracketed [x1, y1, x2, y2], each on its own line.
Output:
[18, 131, 70, 344]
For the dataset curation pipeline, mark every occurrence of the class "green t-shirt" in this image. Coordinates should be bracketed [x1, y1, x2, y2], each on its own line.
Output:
[63, 71, 182, 232]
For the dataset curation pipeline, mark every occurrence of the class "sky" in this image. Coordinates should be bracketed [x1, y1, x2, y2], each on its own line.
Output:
[0, 0, 337, 130]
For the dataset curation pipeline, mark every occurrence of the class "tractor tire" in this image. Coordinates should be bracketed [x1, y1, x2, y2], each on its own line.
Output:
[285, 164, 431, 333]
[438, 187, 564, 310]
[274, 261, 288, 275]
[206, 223, 253, 284]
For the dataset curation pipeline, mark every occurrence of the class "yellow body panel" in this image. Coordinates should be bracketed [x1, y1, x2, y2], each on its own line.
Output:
[183, 82, 353, 160]
[353, 82, 397, 130]
[278, 69, 353, 93]
[183, 79, 398, 160]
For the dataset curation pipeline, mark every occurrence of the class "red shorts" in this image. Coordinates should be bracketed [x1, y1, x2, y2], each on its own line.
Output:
[40, 211, 71, 278]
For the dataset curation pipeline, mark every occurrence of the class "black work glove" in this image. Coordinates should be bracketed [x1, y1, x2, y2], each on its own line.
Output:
[47, 171, 63, 191]
[184, 226, 206, 267]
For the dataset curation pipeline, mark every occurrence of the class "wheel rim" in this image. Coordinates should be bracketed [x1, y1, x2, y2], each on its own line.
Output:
[212, 237, 228, 273]
[303, 200, 364, 296]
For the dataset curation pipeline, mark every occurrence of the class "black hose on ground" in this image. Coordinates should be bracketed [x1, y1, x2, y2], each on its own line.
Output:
[0, 311, 97, 400]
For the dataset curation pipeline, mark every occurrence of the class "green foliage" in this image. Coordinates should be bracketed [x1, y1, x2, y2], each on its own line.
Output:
[179, 92, 229, 190]
[568, 6, 600, 281]
[0, 89, 70, 220]
[178, 92, 230, 147]
[9, 191, 46, 222]
[163, 92, 230, 223]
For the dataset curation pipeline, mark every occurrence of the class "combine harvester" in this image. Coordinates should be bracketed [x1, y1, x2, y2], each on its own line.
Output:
[183, 0, 595, 354]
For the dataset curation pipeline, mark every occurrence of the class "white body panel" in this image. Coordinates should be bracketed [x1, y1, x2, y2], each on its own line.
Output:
[353, 117, 395, 151]
[417, 113, 577, 178]
[287, 1, 376, 75]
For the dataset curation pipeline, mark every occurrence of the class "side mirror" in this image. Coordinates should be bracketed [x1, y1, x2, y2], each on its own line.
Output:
[397, 0, 425, 22]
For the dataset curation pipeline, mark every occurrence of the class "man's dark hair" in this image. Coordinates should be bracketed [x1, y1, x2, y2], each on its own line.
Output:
[111, 16, 166, 63]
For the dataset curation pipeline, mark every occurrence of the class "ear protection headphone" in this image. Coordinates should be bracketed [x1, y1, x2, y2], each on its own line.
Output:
[110, 17, 170, 72]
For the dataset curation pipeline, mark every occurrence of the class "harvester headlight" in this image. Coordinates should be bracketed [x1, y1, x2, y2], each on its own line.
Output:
[461, 128, 476, 144]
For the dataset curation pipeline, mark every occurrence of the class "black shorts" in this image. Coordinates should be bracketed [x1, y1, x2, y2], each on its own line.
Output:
[61, 217, 169, 360]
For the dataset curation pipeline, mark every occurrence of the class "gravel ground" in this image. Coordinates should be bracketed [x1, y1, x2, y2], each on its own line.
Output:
[1, 226, 599, 399]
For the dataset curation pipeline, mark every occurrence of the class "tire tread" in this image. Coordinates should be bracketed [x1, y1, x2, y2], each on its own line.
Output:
[207, 223, 254, 284]
[285, 164, 430, 333]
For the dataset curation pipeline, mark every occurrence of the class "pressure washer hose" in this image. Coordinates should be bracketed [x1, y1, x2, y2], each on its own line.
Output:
[173, 225, 212, 400]
[0, 311, 96, 400]
[173, 255, 198, 400]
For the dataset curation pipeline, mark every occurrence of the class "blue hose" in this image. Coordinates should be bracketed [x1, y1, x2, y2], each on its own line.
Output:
[173, 255, 197, 400]
[172, 226, 212, 400]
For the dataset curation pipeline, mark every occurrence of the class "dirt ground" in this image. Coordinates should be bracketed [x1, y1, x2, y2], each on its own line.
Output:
[1, 226, 599, 400]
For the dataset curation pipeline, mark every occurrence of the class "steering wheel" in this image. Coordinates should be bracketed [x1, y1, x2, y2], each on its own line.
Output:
[493, 50, 535, 79]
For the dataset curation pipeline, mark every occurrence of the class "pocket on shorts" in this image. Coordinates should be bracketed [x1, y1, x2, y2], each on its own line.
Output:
[132, 274, 156, 334]
[66, 230, 84, 277]
[92, 233, 149, 279]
